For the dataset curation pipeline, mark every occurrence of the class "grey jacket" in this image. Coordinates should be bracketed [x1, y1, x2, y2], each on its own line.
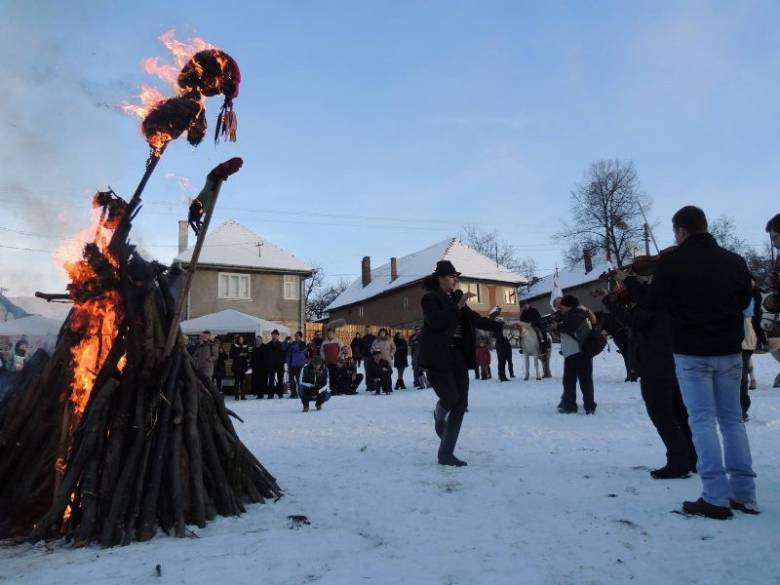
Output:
[193, 341, 219, 378]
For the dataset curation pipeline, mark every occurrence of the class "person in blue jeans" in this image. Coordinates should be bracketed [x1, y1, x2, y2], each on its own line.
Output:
[645, 206, 757, 519]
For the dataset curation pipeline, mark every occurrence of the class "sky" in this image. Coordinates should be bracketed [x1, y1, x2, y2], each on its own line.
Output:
[1, 0, 778, 296]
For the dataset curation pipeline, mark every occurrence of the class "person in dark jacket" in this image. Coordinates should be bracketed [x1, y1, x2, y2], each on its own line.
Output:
[351, 333, 363, 368]
[230, 336, 250, 400]
[265, 330, 286, 398]
[556, 295, 597, 415]
[490, 308, 514, 381]
[306, 331, 323, 362]
[286, 331, 307, 398]
[598, 276, 696, 479]
[331, 355, 364, 395]
[213, 344, 227, 393]
[250, 337, 268, 398]
[644, 206, 756, 519]
[420, 260, 504, 467]
[409, 327, 428, 388]
[365, 349, 393, 394]
[359, 327, 376, 367]
[299, 356, 331, 412]
[393, 332, 409, 389]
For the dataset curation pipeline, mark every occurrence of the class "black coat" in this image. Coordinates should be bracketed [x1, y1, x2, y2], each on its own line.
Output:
[645, 233, 752, 356]
[359, 334, 376, 358]
[603, 278, 676, 379]
[365, 357, 392, 381]
[264, 340, 286, 368]
[494, 330, 512, 358]
[419, 288, 503, 371]
[393, 337, 409, 368]
[230, 344, 250, 375]
[520, 307, 542, 324]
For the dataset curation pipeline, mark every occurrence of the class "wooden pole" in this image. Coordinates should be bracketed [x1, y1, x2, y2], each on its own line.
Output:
[163, 180, 224, 356]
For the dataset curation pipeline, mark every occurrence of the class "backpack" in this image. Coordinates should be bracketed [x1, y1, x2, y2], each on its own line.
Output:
[581, 329, 607, 358]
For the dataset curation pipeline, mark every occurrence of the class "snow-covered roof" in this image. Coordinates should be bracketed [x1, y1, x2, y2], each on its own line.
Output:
[520, 258, 609, 301]
[174, 220, 312, 274]
[5, 296, 71, 321]
[326, 238, 527, 312]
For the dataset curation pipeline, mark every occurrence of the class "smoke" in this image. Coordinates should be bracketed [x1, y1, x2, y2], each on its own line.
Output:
[0, 4, 129, 296]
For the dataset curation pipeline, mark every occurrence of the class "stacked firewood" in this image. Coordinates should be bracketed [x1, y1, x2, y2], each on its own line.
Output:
[0, 176, 280, 548]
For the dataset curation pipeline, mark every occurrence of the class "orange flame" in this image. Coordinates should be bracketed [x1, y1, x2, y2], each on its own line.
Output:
[56, 210, 123, 416]
[118, 85, 166, 121]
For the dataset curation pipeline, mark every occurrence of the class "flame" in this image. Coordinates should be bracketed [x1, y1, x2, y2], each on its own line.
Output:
[118, 84, 166, 121]
[56, 209, 123, 416]
[157, 28, 212, 72]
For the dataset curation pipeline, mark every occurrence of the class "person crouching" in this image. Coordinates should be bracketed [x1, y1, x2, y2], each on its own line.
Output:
[366, 349, 393, 394]
[299, 356, 331, 412]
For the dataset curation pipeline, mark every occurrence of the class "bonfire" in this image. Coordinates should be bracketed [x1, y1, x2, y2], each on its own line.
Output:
[0, 33, 281, 547]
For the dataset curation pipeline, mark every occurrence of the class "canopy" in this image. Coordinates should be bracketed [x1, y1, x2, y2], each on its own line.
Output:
[179, 309, 291, 338]
[0, 315, 64, 353]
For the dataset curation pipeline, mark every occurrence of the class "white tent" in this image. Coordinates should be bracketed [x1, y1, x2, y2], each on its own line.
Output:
[179, 309, 291, 338]
[0, 315, 65, 353]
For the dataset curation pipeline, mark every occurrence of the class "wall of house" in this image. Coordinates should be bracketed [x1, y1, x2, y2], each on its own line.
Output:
[329, 280, 522, 327]
[187, 268, 305, 332]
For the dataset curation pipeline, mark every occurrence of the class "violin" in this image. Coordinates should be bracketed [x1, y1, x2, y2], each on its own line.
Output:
[629, 245, 678, 276]
[763, 255, 780, 314]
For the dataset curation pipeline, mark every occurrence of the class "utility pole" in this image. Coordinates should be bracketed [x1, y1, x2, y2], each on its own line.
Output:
[643, 223, 650, 256]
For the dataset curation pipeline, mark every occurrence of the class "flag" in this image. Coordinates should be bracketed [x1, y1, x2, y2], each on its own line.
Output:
[550, 267, 563, 310]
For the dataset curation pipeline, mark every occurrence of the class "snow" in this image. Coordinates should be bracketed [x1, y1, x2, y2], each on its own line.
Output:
[3, 350, 780, 585]
[175, 220, 313, 274]
[327, 238, 527, 312]
[521, 258, 610, 301]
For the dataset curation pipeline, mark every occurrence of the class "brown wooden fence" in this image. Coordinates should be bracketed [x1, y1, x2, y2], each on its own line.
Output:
[303, 323, 416, 346]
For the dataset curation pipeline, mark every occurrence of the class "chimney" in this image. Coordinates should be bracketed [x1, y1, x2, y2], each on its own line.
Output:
[361, 256, 371, 287]
[390, 257, 398, 282]
[178, 220, 189, 254]
[583, 248, 593, 274]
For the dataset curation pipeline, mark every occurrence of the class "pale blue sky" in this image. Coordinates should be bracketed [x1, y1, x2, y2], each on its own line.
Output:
[1, 1, 778, 294]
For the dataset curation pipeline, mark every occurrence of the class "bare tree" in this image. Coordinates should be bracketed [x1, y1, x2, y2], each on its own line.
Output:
[459, 225, 536, 278]
[306, 279, 350, 321]
[556, 159, 650, 268]
[710, 215, 773, 284]
[303, 263, 325, 319]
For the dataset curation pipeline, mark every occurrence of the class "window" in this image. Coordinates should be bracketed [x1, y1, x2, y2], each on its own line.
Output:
[504, 288, 517, 304]
[283, 275, 300, 300]
[461, 282, 481, 304]
[402, 296, 409, 310]
[218, 273, 251, 300]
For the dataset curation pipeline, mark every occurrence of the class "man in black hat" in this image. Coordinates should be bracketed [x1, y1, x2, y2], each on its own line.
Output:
[365, 348, 393, 395]
[420, 260, 506, 466]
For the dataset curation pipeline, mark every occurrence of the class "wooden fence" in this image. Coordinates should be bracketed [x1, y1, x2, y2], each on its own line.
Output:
[303, 323, 416, 346]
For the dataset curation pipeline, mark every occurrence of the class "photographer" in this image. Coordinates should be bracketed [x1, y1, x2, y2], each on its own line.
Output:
[556, 295, 597, 415]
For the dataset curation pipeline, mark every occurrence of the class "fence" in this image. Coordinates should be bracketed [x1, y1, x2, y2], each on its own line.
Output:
[303, 322, 416, 346]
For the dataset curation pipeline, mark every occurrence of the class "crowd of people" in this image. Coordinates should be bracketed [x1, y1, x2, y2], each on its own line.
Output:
[186, 205, 778, 519]
[189, 324, 436, 413]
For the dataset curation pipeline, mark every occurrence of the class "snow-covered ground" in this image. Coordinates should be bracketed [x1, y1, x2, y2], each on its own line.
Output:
[3, 349, 780, 585]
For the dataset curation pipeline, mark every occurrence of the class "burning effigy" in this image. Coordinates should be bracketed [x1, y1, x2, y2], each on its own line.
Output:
[0, 33, 280, 547]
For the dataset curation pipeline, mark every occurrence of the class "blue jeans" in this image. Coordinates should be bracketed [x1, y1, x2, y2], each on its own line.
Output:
[674, 354, 756, 507]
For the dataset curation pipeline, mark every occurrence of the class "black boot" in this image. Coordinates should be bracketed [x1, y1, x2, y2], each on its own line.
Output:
[438, 410, 467, 467]
[682, 498, 732, 520]
[557, 401, 577, 414]
[650, 464, 690, 480]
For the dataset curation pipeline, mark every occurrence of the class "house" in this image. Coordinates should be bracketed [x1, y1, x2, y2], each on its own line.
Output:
[174, 220, 313, 333]
[325, 238, 527, 328]
[519, 259, 610, 315]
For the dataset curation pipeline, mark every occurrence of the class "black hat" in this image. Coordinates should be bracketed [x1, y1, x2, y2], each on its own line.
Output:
[432, 260, 461, 278]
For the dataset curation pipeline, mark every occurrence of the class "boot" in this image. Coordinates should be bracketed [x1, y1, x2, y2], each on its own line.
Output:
[438, 410, 466, 466]
[434, 402, 447, 439]
[650, 464, 690, 480]
[682, 498, 732, 520]
[730, 500, 760, 515]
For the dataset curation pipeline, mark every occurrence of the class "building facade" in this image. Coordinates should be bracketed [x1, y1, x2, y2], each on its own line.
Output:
[519, 260, 610, 316]
[326, 239, 526, 328]
[175, 220, 313, 333]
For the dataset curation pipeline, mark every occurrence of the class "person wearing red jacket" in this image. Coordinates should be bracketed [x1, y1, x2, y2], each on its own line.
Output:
[476, 341, 492, 380]
[320, 329, 343, 385]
